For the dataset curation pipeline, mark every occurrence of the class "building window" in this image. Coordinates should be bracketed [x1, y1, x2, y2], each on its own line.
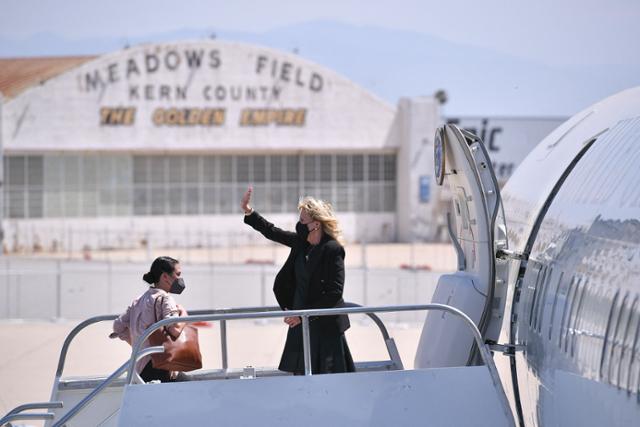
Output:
[3, 153, 397, 218]
[4, 156, 44, 218]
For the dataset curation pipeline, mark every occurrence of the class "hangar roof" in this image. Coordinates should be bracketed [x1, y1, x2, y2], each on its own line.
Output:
[0, 56, 96, 99]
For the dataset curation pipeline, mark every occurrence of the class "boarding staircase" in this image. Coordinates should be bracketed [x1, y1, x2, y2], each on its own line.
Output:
[1, 303, 515, 427]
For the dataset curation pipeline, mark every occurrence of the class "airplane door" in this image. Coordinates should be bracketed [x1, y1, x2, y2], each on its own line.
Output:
[415, 124, 509, 368]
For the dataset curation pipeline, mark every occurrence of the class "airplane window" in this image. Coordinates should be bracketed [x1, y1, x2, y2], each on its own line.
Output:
[570, 284, 609, 377]
[572, 284, 590, 371]
[592, 288, 610, 375]
[619, 296, 639, 392]
[548, 271, 565, 341]
[600, 290, 622, 381]
[626, 300, 640, 395]
[559, 276, 578, 350]
[531, 265, 546, 329]
[536, 267, 554, 334]
[528, 263, 545, 329]
[569, 280, 588, 358]
[608, 292, 631, 386]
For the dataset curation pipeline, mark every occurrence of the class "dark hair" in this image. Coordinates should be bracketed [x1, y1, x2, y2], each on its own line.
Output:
[143, 256, 179, 285]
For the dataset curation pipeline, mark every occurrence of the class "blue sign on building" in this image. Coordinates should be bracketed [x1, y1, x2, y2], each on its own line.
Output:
[419, 175, 430, 203]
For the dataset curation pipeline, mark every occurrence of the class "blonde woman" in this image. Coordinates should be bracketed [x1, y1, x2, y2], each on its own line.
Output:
[241, 187, 354, 375]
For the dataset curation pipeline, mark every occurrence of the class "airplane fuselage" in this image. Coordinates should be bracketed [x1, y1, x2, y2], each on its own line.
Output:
[497, 89, 640, 426]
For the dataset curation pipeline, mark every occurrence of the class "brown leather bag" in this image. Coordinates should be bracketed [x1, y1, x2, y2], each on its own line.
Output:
[149, 296, 203, 372]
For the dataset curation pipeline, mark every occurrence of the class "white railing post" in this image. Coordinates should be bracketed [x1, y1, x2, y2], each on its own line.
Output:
[302, 315, 312, 376]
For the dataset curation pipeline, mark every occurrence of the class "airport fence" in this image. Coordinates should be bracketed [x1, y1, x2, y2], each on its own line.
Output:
[0, 258, 442, 323]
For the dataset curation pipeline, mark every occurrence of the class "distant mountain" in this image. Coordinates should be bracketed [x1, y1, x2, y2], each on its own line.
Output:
[1, 21, 638, 116]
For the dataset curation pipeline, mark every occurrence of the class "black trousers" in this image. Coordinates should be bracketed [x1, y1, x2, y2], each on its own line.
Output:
[140, 360, 172, 383]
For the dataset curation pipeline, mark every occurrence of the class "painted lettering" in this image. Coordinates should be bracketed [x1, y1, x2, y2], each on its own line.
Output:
[489, 128, 502, 151]
[145, 84, 154, 100]
[255, 55, 324, 93]
[280, 62, 292, 82]
[239, 108, 307, 127]
[152, 107, 226, 126]
[175, 86, 188, 100]
[100, 107, 136, 125]
[256, 55, 268, 74]
[164, 50, 180, 70]
[129, 86, 139, 100]
[215, 86, 226, 101]
[295, 68, 304, 87]
[126, 58, 140, 78]
[85, 70, 105, 92]
[208, 49, 221, 68]
[159, 85, 171, 100]
[309, 73, 323, 92]
[145, 54, 160, 73]
[184, 49, 203, 68]
[107, 63, 119, 83]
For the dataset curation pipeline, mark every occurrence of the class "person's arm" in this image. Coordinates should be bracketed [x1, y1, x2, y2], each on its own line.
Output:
[162, 297, 187, 339]
[310, 243, 346, 309]
[241, 186, 297, 247]
[111, 305, 132, 344]
[244, 211, 297, 247]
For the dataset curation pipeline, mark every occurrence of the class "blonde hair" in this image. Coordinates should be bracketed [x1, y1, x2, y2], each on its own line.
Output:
[298, 196, 345, 246]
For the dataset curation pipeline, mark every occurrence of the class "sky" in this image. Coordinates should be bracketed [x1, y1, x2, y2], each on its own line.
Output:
[1, 0, 640, 115]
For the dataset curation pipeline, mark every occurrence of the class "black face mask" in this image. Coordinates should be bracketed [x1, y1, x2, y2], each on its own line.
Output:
[169, 277, 186, 294]
[296, 221, 310, 240]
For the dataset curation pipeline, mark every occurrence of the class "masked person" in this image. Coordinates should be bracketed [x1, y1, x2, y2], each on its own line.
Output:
[241, 187, 355, 375]
[111, 256, 188, 382]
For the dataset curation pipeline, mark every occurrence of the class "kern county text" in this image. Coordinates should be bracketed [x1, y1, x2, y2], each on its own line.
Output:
[80, 47, 324, 101]
[83, 48, 320, 127]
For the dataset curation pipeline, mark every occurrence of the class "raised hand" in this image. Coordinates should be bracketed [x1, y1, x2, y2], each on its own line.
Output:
[241, 186, 253, 214]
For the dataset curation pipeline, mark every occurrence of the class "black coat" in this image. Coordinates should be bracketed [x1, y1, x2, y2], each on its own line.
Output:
[244, 211, 354, 374]
[244, 211, 350, 333]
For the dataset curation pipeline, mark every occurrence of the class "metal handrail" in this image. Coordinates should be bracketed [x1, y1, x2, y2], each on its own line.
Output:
[54, 301, 393, 425]
[1, 413, 54, 425]
[52, 308, 282, 378]
[2, 402, 63, 416]
[49, 304, 356, 423]
[0, 402, 62, 427]
[33, 303, 402, 427]
[53, 303, 393, 379]
[55, 315, 118, 378]
[51, 347, 164, 427]
[125, 303, 515, 426]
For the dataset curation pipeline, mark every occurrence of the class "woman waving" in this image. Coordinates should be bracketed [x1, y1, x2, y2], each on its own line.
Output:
[241, 187, 354, 375]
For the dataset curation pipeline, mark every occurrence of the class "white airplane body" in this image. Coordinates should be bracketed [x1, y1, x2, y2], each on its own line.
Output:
[494, 87, 640, 426]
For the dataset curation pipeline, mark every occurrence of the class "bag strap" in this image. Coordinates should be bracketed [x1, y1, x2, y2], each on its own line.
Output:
[155, 294, 179, 340]
[153, 294, 160, 323]
[153, 295, 167, 334]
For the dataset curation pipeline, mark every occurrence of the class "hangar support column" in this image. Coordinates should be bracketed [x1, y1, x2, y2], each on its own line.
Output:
[394, 97, 441, 242]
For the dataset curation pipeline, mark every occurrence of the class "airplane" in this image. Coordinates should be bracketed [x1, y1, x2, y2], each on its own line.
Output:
[417, 85, 640, 426]
[2, 87, 639, 426]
